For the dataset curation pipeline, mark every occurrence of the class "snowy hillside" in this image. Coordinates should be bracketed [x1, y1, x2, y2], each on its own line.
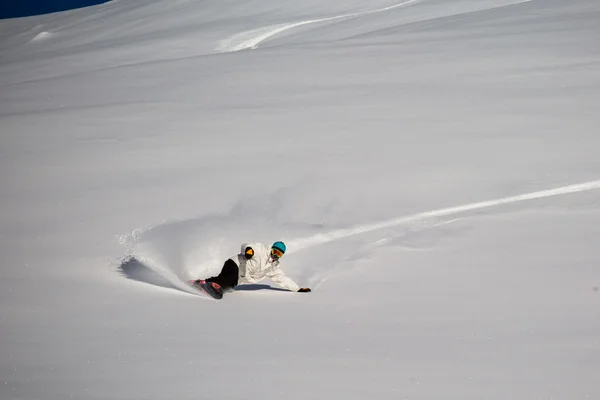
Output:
[1, 0, 599, 399]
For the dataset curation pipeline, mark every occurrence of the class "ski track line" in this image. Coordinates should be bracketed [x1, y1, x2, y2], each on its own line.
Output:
[217, 0, 537, 52]
[217, 0, 422, 52]
[288, 180, 600, 252]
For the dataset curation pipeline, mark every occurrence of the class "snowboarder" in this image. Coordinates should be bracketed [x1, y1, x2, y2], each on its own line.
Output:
[190, 241, 311, 299]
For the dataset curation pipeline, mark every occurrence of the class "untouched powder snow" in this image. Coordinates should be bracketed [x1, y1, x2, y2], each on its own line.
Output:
[1, 0, 600, 399]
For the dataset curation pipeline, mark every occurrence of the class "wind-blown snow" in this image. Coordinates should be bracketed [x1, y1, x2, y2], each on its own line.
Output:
[1, 0, 600, 399]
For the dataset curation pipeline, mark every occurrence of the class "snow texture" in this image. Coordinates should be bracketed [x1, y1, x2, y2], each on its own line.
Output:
[1, 0, 600, 399]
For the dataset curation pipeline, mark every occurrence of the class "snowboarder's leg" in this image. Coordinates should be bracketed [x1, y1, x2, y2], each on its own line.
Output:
[206, 259, 239, 292]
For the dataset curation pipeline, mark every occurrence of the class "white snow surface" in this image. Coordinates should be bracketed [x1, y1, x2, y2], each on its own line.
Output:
[2, 0, 600, 399]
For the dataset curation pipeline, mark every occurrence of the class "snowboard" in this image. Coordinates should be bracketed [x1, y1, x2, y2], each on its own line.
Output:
[187, 279, 224, 300]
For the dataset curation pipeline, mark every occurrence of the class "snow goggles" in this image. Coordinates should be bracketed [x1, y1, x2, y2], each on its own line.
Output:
[271, 247, 284, 259]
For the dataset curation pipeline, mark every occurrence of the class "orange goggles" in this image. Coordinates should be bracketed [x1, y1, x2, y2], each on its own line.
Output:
[271, 248, 284, 259]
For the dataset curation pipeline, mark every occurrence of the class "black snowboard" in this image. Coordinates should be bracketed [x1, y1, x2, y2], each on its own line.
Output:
[188, 280, 223, 299]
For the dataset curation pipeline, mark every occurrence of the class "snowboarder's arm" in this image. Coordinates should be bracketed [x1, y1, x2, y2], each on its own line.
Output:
[266, 265, 301, 292]
[240, 242, 268, 259]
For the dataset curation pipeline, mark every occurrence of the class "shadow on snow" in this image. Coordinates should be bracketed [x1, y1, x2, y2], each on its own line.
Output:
[117, 256, 285, 294]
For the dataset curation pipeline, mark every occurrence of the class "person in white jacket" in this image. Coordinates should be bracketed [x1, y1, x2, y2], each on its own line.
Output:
[193, 241, 311, 298]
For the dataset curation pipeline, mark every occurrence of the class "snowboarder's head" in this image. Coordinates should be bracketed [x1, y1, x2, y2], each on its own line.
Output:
[271, 241, 286, 260]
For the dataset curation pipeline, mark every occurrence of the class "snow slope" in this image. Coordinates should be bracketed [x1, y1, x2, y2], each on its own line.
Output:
[1, 0, 600, 399]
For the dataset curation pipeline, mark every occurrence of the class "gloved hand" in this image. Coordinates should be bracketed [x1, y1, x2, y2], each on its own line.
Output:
[298, 288, 311, 293]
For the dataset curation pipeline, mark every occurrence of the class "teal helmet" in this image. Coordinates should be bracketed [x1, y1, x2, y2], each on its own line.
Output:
[271, 241, 286, 254]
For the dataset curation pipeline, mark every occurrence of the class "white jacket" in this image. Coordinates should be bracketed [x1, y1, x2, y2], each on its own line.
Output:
[230, 242, 300, 292]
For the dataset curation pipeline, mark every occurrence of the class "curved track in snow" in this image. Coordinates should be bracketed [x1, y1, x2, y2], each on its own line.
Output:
[217, 0, 536, 52]
[288, 180, 600, 252]
[125, 179, 600, 293]
[217, 0, 423, 52]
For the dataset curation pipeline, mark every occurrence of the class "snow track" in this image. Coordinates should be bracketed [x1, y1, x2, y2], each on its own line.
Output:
[216, 0, 537, 52]
[124, 179, 600, 294]
[217, 0, 422, 52]
[288, 180, 600, 252]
